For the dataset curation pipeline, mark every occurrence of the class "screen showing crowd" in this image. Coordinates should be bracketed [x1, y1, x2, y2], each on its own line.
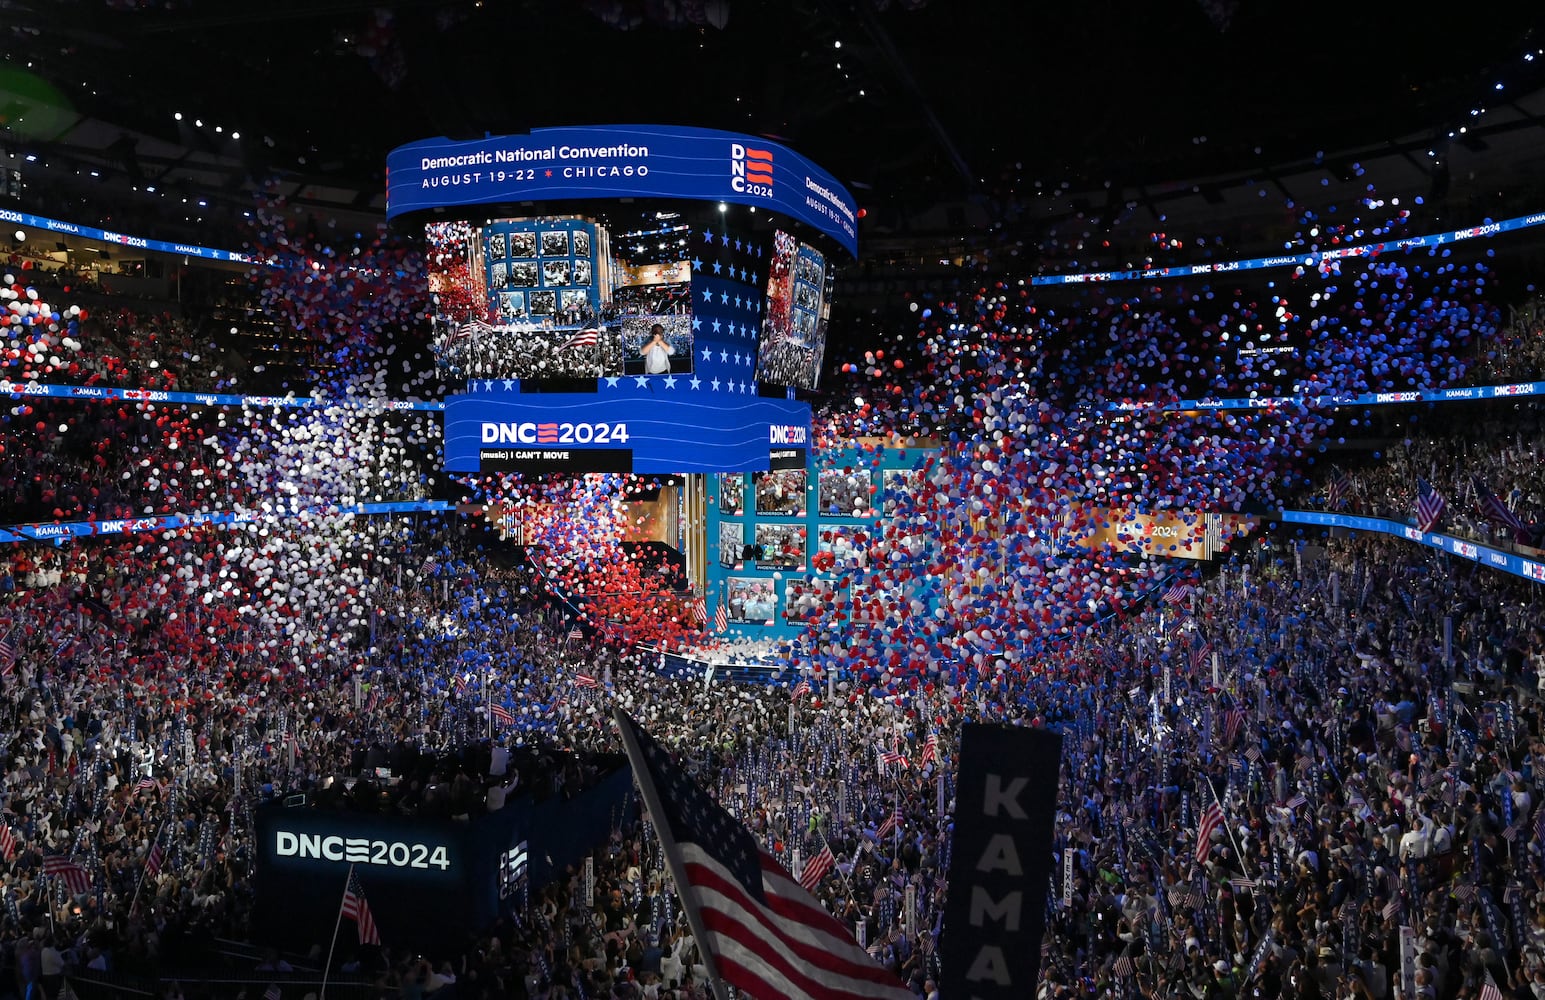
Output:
[755, 229, 834, 391]
[427, 212, 696, 381]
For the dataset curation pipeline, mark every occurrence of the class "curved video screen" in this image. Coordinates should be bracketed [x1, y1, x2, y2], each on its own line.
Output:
[756, 229, 834, 391]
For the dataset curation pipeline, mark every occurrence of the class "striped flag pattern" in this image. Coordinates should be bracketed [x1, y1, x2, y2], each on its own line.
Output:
[490, 704, 514, 725]
[1196, 797, 1225, 864]
[342, 869, 381, 945]
[574, 674, 599, 689]
[558, 329, 601, 351]
[0, 825, 15, 863]
[42, 856, 89, 895]
[0, 632, 16, 674]
[1415, 478, 1447, 533]
[614, 710, 913, 1000]
[798, 845, 835, 892]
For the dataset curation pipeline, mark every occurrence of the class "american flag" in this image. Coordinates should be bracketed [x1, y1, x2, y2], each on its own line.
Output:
[1196, 797, 1225, 864]
[42, 856, 89, 895]
[876, 807, 903, 840]
[1480, 971, 1505, 1000]
[454, 674, 468, 695]
[1327, 470, 1353, 509]
[1382, 895, 1401, 920]
[145, 842, 165, 877]
[558, 328, 601, 351]
[879, 749, 910, 769]
[1285, 793, 1308, 810]
[574, 674, 599, 689]
[1452, 883, 1478, 903]
[0, 825, 14, 863]
[264, 985, 282, 1000]
[1535, 802, 1545, 847]
[1222, 709, 1246, 746]
[614, 711, 913, 1000]
[1228, 878, 1256, 893]
[1190, 639, 1213, 673]
[1112, 954, 1136, 978]
[1161, 581, 1192, 606]
[1242, 745, 1262, 763]
[691, 598, 708, 626]
[341, 869, 381, 945]
[567, 625, 585, 642]
[1415, 478, 1447, 534]
[1475, 476, 1530, 535]
[792, 679, 812, 699]
[0, 631, 16, 675]
[490, 704, 514, 725]
[135, 777, 158, 793]
[798, 845, 835, 892]
[714, 599, 728, 632]
[920, 732, 938, 766]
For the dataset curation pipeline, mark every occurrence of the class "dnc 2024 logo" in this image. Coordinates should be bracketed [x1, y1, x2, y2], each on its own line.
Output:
[730, 143, 773, 198]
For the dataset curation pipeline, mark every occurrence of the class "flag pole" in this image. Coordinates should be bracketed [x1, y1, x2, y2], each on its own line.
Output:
[319, 864, 352, 1000]
[127, 821, 166, 916]
[1203, 777, 1254, 881]
[611, 708, 732, 1000]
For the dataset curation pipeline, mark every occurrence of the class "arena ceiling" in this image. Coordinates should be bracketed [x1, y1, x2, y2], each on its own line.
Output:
[2, 0, 1542, 217]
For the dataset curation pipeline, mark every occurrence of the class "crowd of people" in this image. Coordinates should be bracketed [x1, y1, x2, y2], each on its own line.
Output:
[0, 179, 1542, 1000]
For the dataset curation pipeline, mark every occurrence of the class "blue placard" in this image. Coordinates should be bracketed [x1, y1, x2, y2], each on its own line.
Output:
[443, 391, 811, 474]
[386, 125, 859, 258]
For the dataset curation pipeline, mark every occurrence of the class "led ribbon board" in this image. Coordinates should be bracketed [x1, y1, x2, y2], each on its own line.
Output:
[385, 125, 858, 258]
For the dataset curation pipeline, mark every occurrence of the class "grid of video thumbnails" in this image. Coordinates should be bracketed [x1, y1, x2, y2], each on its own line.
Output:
[427, 211, 696, 382]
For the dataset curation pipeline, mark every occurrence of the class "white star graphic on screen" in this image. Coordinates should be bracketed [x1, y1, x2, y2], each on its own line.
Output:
[634, 375, 649, 387]
[501, 379, 514, 390]
[605, 376, 621, 387]
[689, 377, 702, 390]
[711, 378, 722, 391]
[701, 347, 713, 361]
[663, 375, 677, 388]
[719, 350, 729, 363]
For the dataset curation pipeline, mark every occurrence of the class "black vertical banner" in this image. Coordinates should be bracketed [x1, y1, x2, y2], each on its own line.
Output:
[939, 723, 1062, 999]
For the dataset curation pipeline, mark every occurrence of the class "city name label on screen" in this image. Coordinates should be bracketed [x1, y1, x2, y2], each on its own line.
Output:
[444, 393, 812, 475]
[386, 125, 859, 258]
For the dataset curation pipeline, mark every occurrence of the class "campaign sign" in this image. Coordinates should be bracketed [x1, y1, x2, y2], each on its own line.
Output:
[444, 391, 811, 474]
[939, 724, 1062, 1000]
[386, 125, 859, 257]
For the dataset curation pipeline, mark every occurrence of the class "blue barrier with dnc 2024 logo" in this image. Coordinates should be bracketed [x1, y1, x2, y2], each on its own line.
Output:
[385, 125, 859, 257]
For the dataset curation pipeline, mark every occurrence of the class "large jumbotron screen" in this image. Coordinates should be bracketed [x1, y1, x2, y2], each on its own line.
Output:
[388, 126, 856, 473]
